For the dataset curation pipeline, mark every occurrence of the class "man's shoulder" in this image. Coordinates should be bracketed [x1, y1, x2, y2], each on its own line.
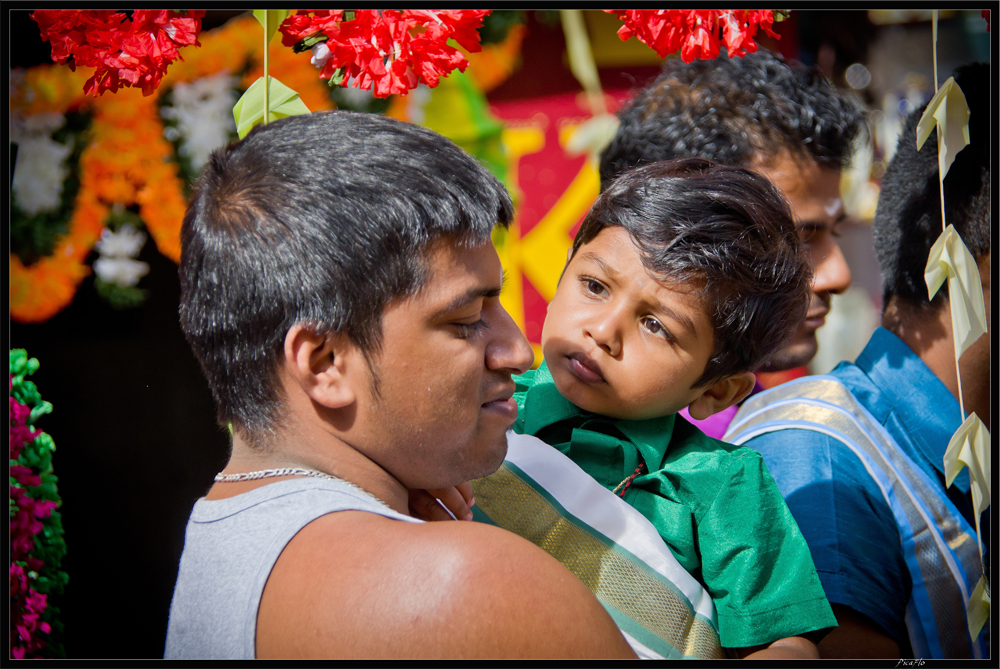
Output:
[256, 510, 633, 658]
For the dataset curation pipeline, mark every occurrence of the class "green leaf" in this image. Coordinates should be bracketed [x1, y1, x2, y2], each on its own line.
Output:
[254, 10, 290, 45]
[233, 76, 312, 139]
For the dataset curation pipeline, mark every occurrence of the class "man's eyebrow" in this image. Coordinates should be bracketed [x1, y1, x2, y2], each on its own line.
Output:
[433, 274, 504, 318]
[796, 212, 848, 228]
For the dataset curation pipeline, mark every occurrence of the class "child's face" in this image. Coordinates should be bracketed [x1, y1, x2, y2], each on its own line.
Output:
[541, 226, 715, 420]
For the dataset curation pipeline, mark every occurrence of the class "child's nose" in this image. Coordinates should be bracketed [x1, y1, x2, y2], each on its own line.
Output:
[585, 311, 623, 358]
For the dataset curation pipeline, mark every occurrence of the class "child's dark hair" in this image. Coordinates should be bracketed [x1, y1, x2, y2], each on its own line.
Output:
[572, 158, 812, 388]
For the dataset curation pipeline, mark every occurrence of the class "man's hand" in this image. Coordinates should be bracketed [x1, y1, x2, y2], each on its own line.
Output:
[736, 635, 820, 659]
[408, 482, 475, 521]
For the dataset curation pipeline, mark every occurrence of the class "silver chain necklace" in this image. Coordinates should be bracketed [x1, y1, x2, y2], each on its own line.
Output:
[214, 467, 389, 508]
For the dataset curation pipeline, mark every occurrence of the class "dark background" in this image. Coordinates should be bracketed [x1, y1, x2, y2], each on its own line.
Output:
[8, 9, 991, 659]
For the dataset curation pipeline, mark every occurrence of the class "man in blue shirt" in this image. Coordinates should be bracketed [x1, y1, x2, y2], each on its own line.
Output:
[726, 63, 990, 659]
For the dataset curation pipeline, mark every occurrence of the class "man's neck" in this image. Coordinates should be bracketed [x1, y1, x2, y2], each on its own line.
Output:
[883, 298, 990, 430]
[210, 419, 412, 514]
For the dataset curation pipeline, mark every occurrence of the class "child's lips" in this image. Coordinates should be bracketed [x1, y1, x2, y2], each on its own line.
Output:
[567, 352, 605, 384]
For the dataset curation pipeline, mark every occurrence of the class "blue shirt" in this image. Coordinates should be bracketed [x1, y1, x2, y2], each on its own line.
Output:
[741, 327, 974, 646]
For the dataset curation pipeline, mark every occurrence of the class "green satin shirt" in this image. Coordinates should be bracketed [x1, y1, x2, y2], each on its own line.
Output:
[512, 362, 836, 648]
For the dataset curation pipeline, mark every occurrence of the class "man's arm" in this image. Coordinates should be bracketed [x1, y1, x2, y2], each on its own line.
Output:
[256, 510, 636, 659]
[817, 605, 900, 659]
[736, 636, 819, 659]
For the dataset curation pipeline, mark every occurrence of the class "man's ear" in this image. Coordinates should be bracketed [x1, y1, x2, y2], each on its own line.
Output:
[686, 371, 756, 421]
[283, 324, 357, 409]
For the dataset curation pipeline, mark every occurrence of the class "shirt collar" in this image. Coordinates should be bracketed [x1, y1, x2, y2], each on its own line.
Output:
[519, 361, 677, 469]
[855, 327, 967, 491]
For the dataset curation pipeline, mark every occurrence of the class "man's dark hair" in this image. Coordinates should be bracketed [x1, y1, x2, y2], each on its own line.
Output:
[873, 62, 990, 310]
[600, 49, 866, 190]
[573, 158, 812, 388]
[179, 111, 513, 445]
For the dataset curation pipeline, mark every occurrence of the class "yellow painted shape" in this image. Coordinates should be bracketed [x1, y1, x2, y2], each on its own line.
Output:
[496, 125, 546, 334]
[520, 161, 600, 300]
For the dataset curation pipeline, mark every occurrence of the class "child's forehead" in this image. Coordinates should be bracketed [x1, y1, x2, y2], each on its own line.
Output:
[575, 229, 706, 300]
[574, 232, 711, 308]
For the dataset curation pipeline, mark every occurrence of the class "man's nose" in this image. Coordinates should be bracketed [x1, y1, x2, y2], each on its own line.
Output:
[811, 235, 852, 297]
[486, 304, 534, 374]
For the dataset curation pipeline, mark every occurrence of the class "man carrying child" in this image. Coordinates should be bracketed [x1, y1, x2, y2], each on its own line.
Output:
[473, 159, 835, 658]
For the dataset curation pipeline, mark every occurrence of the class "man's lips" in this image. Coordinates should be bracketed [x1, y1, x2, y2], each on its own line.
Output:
[567, 352, 605, 384]
[481, 386, 518, 421]
[803, 308, 829, 331]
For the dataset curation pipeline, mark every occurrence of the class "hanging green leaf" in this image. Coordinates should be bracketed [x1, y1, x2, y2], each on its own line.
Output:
[233, 76, 312, 139]
[254, 10, 290, 45]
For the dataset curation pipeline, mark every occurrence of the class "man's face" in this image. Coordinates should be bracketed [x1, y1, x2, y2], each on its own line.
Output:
[755, 153, 853, 371]
[352, 237, 534, 491]
[541, 227, 716, 420]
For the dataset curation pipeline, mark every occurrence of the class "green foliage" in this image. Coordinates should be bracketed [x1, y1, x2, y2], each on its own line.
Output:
[534, 10, 562, 26]
[479, 10, 526, 45]
[94, 277, 149, 310]
[9, 350, 68, 658]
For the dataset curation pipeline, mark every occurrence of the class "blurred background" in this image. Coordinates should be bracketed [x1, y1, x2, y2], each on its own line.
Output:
[7, 9, 991, 659]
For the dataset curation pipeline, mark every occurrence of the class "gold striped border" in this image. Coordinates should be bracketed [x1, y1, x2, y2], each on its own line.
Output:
[733, 378, 980, 658]
[473, 465, 724, 659]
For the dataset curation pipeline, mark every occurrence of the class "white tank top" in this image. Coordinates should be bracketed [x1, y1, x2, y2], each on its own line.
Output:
[164, 477, 420, 659]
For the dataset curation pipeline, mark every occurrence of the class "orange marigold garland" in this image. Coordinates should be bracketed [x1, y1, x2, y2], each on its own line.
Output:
[11, 14, 336, 323]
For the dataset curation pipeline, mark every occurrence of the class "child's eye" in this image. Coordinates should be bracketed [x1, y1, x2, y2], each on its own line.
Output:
[581, 277, 608, 297]
[642, 317, 672, 341]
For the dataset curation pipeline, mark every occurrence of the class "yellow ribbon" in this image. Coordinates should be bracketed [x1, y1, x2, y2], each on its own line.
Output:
[915, 77, 970, 181]
[967, 576, 990, 640]
[924, 12, 988, 643]
[942, 401, 990, 640]
[924, 225, 988, 361]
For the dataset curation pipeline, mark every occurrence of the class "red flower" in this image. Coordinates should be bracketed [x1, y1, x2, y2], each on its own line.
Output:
[279, 9, 489, 97]
[32, 10, 205, 96]
[608, 9, 780, 63]
[984, 10, 991, 32]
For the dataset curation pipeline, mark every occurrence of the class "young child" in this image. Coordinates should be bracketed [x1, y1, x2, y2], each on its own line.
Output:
[509, 159, 836, 654]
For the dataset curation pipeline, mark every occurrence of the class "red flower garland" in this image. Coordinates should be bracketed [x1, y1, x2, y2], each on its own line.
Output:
[32, 10, 205, 96]
[607, 10, 780, 63]
[279, 10, 489, 97]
